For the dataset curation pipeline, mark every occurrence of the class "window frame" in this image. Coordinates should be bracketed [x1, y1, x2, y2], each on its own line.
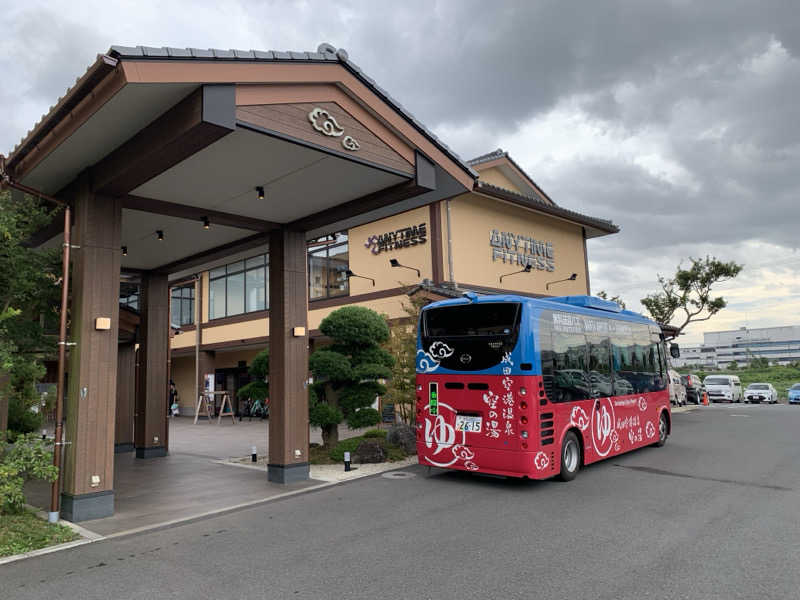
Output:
[208, 254, 269, 320]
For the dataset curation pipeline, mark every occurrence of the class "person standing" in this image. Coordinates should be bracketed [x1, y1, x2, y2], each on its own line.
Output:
[168, 380, 179, 417]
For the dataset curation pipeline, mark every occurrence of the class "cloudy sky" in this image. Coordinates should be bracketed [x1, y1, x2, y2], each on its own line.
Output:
[2, 0, 799, 345]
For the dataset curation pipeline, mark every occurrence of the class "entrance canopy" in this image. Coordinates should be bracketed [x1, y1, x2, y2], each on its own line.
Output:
[6, 43, 475, 274]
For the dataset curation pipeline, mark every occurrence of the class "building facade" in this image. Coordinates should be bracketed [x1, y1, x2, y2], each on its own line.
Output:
[672, 325, 800, 369]
[155, 149, 618, 417]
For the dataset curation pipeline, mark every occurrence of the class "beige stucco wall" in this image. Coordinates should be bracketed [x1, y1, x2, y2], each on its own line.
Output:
[214, 348, 262, 369]
[475, 166, 522, 194]
[171, 329, 196, 350]
[202, 318, 268, 345]
[346, 205, 432, 294]
[449, 192, 587, 296]
[170, 356, 196, 412]
[309, 294, 410, 331]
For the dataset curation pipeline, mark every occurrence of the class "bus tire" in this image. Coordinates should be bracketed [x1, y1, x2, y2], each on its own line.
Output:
[558, 431, 581, 482]
[654, 411, 668, 447]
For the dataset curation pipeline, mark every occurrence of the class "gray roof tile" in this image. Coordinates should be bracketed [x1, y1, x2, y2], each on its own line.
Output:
[233, 49, 255, 59]
[142, 46, 169, 57]
[272, 51, 292, 60]
[212, 49, 235, 59]
[189, 48, 214, 58]
[110, 45, 143, 56]
[253, 50, 274, 60]
[166, 47, 192, 57]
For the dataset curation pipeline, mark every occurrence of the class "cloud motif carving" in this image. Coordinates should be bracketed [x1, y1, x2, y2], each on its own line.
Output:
[308, 107, 344, 137]
[342, 135, 360, 151]
[429, 341, 454, 359]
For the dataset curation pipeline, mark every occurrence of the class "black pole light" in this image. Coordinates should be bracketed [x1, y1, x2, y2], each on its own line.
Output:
[545, 273, 578, 290]
[389, 258, 421, 277]
[345, 269, 375, 286]
[499, 263, 532, 284]
[256, 186, 265, 201]
[202, 216, 210, 230]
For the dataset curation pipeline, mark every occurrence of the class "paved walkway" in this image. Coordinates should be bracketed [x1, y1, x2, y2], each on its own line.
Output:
[25, 417, 384, 536]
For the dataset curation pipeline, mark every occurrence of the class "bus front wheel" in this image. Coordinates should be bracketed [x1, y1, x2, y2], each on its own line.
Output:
[559, 431, 581, 482]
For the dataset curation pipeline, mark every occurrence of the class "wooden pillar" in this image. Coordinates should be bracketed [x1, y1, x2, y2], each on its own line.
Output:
[61, 181, 121, 522]
[115, 343, 136, 452]
[268, 228, 310, 483]
[135, 272, 169, 458]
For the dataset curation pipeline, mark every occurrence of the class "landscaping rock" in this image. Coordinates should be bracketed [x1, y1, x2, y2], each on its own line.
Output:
[387, 424, 416, 454]
[354, 439, 386, 463]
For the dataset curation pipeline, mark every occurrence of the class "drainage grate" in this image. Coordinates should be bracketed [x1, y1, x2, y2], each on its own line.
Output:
[382, 471, 417, 480]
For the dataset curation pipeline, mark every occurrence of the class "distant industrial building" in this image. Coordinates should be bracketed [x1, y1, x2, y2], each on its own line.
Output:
[673, 325, 800, 369]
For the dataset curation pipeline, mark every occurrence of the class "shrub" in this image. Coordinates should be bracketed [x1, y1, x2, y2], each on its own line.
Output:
[363, 429, 387, 439]
[329, 437, 364, 462]
[1, 433, 58, 514]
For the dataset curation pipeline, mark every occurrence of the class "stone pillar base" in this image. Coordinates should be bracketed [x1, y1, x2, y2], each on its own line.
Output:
[114, 443, 134, 453]
[268, 462, 310, 484]
[60, 490, 114, 522]
[135, 446, 167, 459]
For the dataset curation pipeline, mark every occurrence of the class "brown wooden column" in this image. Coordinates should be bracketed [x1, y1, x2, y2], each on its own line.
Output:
[61, 181, 121, 522]
[268, 228, 310, 483]
[115, 343, 136, 452]
[135, 272, 169, 458]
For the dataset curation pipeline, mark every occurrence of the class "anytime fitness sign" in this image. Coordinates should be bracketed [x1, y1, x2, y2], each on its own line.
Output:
[365, 223, 427, 255]
[490, 229, 555, 271]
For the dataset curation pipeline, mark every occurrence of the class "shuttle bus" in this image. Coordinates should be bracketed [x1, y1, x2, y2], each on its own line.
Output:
[415, 293, 673, 481]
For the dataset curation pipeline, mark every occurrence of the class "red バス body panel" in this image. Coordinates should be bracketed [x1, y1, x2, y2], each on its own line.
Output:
[416, 372, 670, 479]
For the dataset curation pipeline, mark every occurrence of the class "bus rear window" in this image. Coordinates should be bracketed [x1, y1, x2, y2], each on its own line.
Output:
[423, 303, 521, 337]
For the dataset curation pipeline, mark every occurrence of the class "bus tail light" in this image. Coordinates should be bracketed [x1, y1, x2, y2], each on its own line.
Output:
[522, 441, 528, 449]
[520, 416, 528, 425]
[521, 430, 529, 439]
[520, 401, 527, 410]
[417, 384, 422, 392]
[519, 387, 527, 396]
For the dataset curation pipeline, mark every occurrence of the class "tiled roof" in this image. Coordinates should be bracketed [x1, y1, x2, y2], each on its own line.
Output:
[474, 180, 619, 235]
[11, 43, 478, 182]
[466, 148, 507, 166]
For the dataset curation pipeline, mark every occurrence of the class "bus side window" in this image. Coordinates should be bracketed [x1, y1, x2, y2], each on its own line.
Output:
[611, 331, 637, 395]
[539, 315, 555, 402]
[587, 334, 612, 399]
[552, 330, 590, 403]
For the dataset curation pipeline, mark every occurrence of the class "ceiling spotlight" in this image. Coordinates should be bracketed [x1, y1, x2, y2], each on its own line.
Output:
[202, 216, 210, 230]
[156, 230, 164, 241]
[256, 186, 265, 201]
[121, 246, 127, 256]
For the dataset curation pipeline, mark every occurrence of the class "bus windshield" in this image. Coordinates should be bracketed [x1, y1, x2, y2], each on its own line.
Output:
[421, 302, 521, 371]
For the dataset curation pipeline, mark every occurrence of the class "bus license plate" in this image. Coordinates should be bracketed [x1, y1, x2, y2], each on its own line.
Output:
[455, 415, 482, 433]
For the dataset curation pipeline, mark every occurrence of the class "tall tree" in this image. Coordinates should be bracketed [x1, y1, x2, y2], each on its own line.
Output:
[596, 290, 627, 309]
[308, 306, 394, 448]
[0, 190, 60, 436]
[640, 256, 743, 338]
[383, 295, 427, 424]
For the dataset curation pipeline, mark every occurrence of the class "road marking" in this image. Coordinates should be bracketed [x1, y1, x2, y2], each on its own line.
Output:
[730, 414, 750, 417]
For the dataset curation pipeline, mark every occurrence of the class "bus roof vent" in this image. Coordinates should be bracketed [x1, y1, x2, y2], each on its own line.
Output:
[547, 295, 623, 313]
[462, 291, 479, 302]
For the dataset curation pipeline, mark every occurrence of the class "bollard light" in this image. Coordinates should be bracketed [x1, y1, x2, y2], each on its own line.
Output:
[344, 451, 351, 472]
[251, 446, 257, 463]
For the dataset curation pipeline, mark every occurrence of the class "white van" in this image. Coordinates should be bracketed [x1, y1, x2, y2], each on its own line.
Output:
[703, 374, 743, 403]
[668, 369, 686, 406]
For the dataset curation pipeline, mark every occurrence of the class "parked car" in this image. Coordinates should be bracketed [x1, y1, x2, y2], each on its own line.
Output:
[682, 374, 705, 405]
[788, 383, 800, 405]
[703, 374, 743, 403]
[744, 382, 778, 404]
[669, 369, 686, 406]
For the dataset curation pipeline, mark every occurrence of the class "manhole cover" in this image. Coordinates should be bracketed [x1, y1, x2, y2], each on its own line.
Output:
[382, 471, 416, 480]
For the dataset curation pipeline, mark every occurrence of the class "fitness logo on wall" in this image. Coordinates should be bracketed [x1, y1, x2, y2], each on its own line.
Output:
[365, 223, 427, 255]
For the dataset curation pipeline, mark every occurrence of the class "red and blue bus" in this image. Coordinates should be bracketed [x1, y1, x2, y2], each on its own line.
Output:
[415, 293, 674, 481]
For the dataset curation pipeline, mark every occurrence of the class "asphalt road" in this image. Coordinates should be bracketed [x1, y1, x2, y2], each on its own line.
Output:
[4, 403, 800, 600]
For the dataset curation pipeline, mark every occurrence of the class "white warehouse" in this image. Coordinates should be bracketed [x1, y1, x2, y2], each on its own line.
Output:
[673, 325, 800, 369]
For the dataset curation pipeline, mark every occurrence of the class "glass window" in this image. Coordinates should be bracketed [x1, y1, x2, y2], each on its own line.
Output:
[208, 254, 269, 320]
[308, 233, 349, 300]
[587, 334, 612, 398]
[611, 331, 637, 395]
[170, 283, 195, 327]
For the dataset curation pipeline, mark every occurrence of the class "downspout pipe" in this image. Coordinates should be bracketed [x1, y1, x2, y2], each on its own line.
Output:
[1, 163, 71, 523]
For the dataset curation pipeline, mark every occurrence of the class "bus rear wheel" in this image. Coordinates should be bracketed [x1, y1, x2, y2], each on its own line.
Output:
[654, 412, 668, 447]
[559, 431, 581, 482]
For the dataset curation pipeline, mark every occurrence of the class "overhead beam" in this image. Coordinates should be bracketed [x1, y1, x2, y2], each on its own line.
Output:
[153, 232, 269, 275]
[92, 85, 235, 196]
[289, 152, 437, 232]
[123, 195, 280, 232]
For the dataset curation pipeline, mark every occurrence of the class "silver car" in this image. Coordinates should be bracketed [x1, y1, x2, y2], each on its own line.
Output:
[744, 383, 778, 404]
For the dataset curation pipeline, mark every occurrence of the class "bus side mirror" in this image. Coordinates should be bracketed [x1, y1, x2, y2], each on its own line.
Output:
[669, 343, 680, 359]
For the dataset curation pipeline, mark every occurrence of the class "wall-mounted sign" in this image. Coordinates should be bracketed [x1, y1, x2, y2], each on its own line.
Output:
[490, 229, 555, 271]
[365, 223, 427, 254]
[308, 107, 360, 152]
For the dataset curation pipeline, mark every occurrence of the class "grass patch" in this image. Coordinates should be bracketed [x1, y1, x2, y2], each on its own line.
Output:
[0, 510, 79, 557]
